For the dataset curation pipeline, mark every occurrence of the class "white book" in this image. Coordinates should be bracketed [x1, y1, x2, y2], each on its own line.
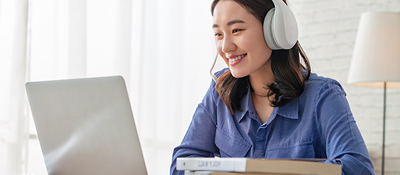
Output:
[177, 157, 341, 175]
[184, 170, 215, 175]
[184, 171, 302, 175]
[178, 158, 248, 172]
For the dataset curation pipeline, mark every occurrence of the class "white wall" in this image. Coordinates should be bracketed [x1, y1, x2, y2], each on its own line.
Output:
[290, 0, 400, 174]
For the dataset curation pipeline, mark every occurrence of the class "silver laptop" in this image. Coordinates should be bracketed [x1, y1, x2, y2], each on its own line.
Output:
[25, 76, 148, 175]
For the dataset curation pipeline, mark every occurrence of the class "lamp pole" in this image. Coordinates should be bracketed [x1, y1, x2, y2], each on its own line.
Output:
[382, 81, 386, 175]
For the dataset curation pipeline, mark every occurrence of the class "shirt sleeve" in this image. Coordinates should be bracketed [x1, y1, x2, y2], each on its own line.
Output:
[316, 80, 375, 175]
[170, 80, 219, 175]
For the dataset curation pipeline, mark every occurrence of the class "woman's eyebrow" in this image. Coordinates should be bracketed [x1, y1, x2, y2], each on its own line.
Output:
[212, 19, 246, 28]
[227, 19, 245, 26]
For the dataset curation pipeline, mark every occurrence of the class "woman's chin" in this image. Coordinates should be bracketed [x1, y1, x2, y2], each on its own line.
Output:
[230, 70, 248, 78]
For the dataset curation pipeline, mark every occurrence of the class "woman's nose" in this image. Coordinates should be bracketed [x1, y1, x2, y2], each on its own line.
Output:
[221, 36, 236, 53]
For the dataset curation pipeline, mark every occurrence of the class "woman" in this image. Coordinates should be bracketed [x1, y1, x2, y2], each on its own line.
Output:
[171, 0, 375, 174]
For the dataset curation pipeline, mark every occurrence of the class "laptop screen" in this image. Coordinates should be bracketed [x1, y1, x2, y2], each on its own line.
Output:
[26, 76, 147, 175]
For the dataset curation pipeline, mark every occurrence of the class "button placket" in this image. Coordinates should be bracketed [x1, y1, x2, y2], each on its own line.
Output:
[253, 125, 268, 158]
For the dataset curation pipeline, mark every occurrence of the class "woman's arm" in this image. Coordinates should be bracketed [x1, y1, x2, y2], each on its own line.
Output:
[316, 80, 375, 175]
[170, 81, 220, 175]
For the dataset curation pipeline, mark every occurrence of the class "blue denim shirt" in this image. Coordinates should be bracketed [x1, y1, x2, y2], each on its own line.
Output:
[171, 69, 374, 175]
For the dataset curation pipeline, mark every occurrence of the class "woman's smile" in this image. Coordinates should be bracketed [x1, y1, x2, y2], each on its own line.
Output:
[228, 53, 247, 66]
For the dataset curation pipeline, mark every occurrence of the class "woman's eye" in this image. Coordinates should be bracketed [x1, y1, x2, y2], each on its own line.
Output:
[232, 29, 242, 33]
[214, 33, 222, 37]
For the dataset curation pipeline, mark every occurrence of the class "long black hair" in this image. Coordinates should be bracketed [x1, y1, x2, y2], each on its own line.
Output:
[211, 0, 311, 114]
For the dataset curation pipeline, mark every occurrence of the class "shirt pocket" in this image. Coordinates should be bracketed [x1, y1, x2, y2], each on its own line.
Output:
[265, 140, 315, 158]
[215, 127, 251, 157]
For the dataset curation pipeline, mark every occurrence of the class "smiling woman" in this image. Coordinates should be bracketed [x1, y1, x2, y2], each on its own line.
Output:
[170, 0, 375, 175]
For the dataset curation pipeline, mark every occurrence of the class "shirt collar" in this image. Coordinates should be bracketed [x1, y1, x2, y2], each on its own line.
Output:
[276, 97, 299, 120]
[235, 86, 254, 123]
[235, 86, 299, 123]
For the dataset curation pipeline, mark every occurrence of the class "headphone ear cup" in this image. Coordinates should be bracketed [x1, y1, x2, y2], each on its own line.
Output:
[263, 8, 280, 50]
[263, 0, 298, 50]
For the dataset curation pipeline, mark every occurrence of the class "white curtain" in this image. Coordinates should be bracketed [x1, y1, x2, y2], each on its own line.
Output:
[0, 0, 223, 174]
[0, 0, 30, 174]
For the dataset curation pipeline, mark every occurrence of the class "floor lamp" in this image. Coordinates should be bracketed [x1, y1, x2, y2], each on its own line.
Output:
[348, 12, 400, 175]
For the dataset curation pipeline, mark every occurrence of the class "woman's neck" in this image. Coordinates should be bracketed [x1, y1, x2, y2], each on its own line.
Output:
[248, 59, 276, 123]
[249, 59, 275, 96]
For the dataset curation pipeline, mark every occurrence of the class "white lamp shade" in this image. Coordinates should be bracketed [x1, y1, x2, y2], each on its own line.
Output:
[348, 12, 400, 88]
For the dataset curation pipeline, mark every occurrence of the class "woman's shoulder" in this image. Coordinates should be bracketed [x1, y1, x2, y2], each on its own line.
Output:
[304, 72, 346, 96]
[203, 68, 229, 103]
[306, 72, 339, 83]
[198, 68, 231, 121]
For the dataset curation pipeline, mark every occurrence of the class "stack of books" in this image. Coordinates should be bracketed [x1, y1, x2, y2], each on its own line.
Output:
[176, 157, 342, 175]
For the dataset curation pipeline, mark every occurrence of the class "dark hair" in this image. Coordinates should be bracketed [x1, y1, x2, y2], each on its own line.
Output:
[211, 0, 311, 114]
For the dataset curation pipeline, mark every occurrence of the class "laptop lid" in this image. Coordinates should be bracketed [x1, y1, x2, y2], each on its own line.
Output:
[25, 76, 147, 175]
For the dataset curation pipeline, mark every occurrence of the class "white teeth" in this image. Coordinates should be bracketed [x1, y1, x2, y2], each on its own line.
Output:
[229, 54, 245, 62]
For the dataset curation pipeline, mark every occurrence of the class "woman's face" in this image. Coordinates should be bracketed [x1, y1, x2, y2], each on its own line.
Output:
[213, 0, 272, 78]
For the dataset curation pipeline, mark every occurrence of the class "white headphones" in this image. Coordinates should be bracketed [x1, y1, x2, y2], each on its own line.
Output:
[264, 0, 298, 50]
